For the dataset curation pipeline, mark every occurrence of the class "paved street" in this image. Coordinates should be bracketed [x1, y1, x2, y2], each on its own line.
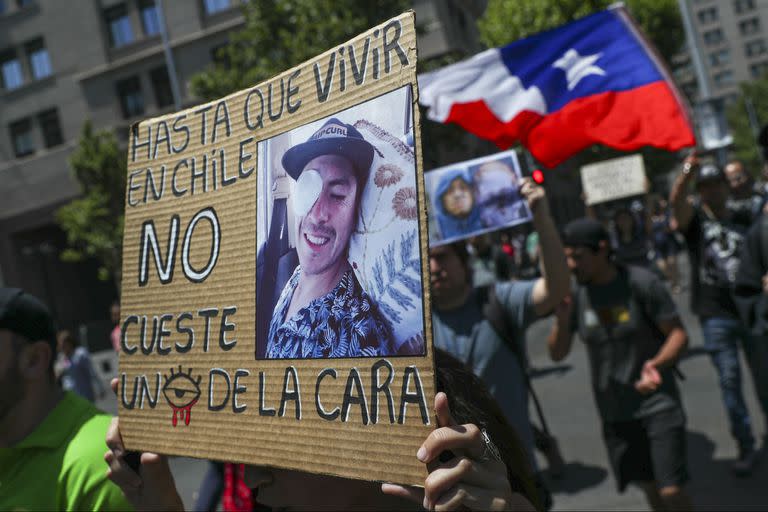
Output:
[526, 256, 768, 510]
[97, 257, 768, 510]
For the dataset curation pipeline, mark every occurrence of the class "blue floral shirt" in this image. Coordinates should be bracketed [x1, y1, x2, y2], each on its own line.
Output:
[266, 267, 395, 359]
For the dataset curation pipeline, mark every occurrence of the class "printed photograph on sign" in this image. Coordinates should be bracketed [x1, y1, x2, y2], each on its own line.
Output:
[256, 85, 426, 360]
[425, 150, 531, 246]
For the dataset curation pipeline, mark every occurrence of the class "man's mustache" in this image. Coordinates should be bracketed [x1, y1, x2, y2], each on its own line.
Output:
[302, 221, 335, 238]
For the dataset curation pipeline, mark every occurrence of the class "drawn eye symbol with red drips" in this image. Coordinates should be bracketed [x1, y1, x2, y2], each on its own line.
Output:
[163, 366, 201, 427]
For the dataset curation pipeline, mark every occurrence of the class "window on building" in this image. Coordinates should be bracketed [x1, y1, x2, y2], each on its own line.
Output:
[105, 4, 134, 48]
[739, 17, 760, 35]
[9, 118, 34, 157]
[734, 0, 756, 14]
[38, 109, 63, 148]
[714, 70, 734, 87]
[703, 29, 724, 45]
[697, 7, 718, 24]
[750, 61, 768, 79]
[139, 0, 161, 36]
[25, 38, 52, 80]
[745, 39, 766, 57]
[116, 76, 144, 118]
[16, 0, 32, 7]
[203, 0, 231, 15]
[709, 48, 730, 66]
[1, 49, 23, 90]
[150, 66, 174, 108]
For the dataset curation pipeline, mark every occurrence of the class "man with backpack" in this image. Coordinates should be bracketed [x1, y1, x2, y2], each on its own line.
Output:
[547, 218, 692, 511]
[430, 177, 570, 508]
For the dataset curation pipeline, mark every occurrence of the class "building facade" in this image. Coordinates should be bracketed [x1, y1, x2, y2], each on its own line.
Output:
[0, 0, 485, 345]
[676, 0, 768, 101]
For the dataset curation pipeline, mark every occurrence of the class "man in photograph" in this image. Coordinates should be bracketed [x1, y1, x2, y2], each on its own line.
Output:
[265, 118, 398, 359]
[472, 159, 528, 228]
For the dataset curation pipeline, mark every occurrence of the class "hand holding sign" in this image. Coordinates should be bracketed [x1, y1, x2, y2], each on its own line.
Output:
[105, 379, 184, 512]
[381, 392, 531, 511]
[519, 177, 547, 216]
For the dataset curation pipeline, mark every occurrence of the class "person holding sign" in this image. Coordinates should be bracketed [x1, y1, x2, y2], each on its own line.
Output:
[429, 177, 570, 505]
[265, 119, 397, 359]
[104, 349, 538, 511]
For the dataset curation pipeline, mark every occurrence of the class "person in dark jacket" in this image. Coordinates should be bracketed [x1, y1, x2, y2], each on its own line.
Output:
[733, 216, 768, 447]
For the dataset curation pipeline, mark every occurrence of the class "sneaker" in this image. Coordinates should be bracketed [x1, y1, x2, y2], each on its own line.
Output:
[732, 447, 760, 477]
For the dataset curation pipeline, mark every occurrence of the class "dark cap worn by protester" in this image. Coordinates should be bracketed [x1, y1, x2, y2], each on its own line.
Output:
[282, 118, 374, 183]
[562, 218, 610, 250]
[696, 163, 725, 186]
[0, 287, 56, 348]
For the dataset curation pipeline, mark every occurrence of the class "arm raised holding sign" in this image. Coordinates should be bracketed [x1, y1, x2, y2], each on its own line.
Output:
[105, 350, 536, 511]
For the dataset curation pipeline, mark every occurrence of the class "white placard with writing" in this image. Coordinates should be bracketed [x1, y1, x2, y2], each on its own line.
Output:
[580, 154, 647, 205]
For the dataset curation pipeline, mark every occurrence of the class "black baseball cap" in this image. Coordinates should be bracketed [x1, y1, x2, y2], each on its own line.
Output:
[562, 218, 610, 250]
[282, 118, 374, 182]
[696, 164, 725, 186]
[0, 288, 56, 349]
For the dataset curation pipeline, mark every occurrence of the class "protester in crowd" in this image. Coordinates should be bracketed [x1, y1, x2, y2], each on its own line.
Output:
[651, 198, 681, 293]
[670, 153, 764, 475]
[110, 301, 121, 352]
[56, 329, 106, 402]
[723, 159, 766, 218]
[430, 177, 570, 508]
[104, 349, 539, 511]
[610, 206, 652, 268]
[0, 288, 131, 511]
[732, 215, 768, 445]
[547, 218, 692, 511]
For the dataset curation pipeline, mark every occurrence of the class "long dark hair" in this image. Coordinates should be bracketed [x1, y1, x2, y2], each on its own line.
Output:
[434, 348, 540, 510]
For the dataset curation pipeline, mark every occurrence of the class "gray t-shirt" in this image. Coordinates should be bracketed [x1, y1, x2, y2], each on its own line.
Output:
[571, 265, 681, 423]
[432, 280, 537, 467]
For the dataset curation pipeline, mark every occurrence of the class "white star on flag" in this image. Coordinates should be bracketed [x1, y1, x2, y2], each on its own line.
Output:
[553, 49, 606, 90]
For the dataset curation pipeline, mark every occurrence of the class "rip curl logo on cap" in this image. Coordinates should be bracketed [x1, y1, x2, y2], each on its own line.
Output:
[311, 123, 348, 140]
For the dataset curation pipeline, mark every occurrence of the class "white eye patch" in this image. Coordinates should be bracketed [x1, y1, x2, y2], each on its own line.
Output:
[293, 168, 323, 218]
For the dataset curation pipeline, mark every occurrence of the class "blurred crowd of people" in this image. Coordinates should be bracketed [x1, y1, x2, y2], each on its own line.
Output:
[3, 154, 768, 512]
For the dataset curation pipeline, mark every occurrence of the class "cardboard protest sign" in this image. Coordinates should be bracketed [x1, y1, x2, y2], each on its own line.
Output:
[580, 154, 647, 205]
[425, 150, 532, 246]
[118, 12, 434, 486]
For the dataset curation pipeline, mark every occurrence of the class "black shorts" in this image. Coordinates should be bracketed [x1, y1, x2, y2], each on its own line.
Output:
[602, 407, 689, 492]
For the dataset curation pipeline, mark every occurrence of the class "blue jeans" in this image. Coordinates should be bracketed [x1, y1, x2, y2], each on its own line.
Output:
[700, 317, 755, 451]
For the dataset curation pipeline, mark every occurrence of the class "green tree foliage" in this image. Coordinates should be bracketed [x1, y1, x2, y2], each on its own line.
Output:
[191, 0, 409, 100]
[56, 121, 126, 289]
[478, 0, 683, 63]
[726, 77, 768, 174]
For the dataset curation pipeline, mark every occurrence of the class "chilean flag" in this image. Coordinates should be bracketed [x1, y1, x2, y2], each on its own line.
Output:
[418, 7, 695, 168]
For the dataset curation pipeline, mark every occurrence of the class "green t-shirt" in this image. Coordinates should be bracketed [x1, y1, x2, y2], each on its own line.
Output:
[0, 391, 133, 511]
